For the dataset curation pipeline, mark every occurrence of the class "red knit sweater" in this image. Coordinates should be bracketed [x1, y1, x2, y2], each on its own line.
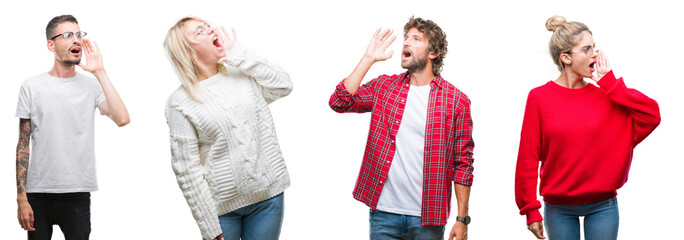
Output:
[515, 71, 661, 225]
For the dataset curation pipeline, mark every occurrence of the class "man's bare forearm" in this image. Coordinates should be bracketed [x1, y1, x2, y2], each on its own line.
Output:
[454, 183, 471, 216]
[94, 70, 130, 127]
[16, 119, 31, 195]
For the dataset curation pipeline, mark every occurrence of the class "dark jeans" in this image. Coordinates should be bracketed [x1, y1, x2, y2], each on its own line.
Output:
[27, 192, 91, 240]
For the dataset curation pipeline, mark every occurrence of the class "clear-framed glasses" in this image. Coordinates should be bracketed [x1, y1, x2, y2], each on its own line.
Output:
[194, 23, 212, 38]
[49, 31, 87, 41]
[568, 44, 599, 57]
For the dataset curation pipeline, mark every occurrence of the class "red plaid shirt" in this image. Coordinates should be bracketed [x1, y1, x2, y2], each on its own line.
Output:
[329, 72, 474, 226]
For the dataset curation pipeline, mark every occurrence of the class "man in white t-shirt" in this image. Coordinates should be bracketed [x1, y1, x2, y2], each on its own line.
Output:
[15, 15, 130, 240]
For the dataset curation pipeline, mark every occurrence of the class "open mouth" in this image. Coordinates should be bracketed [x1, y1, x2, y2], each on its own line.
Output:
[70, 46, 81, 55]
[589, 61, 596, 72]
[212, 35, 221, 48]
[403, 49, 411, 59]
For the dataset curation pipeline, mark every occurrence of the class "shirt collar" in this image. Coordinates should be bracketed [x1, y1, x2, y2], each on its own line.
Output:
[401, 71, 446, 89]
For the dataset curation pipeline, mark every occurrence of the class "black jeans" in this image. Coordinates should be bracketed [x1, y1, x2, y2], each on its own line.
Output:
[27, 192, 91, 240]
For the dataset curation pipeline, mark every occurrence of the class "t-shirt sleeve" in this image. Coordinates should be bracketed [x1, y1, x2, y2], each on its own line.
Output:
[16, 83, 31, 119]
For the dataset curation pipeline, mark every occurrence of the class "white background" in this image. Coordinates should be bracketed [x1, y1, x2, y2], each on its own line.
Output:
[1, 0, 682, 239]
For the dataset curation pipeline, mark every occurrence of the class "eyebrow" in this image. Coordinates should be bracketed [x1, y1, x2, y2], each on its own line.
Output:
[405, 34, 423, 39]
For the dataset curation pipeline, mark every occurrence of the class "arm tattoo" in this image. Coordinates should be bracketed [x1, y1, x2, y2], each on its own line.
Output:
[16, 118, 30, 194]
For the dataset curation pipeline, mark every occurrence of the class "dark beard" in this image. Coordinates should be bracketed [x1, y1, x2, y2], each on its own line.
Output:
[63, 59, 81, 66]
[402, 56, 427, 74]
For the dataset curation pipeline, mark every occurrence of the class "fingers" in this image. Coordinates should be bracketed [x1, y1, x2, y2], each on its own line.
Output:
[527, 221, 546, 239]
[18, 213, 35, 231]
[93, 40, 101, 54]
[383, 35, 397, 48]
[379, 28, 393, 42]
[80, 39, 90, 55]
[601, 51, 610, 70]
[449, 232, 466, 240]
[220, 26, 229, 41]
[372, 28, 392, 42]
[28, 212, 35, 231]
[448, 228, 456, 240]
[216, 26, 227, 45]
[218, 26, 236, 41]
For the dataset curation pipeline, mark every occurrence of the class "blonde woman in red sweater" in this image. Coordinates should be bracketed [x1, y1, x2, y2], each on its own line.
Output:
[514, 16, 661, 240]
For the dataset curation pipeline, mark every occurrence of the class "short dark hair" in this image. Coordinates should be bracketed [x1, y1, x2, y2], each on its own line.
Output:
[403, 16, 448, 76]
[46, 15, 78, 40]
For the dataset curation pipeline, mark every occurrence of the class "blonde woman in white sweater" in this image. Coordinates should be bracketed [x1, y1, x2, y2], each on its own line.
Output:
[163, 17, 292, 240]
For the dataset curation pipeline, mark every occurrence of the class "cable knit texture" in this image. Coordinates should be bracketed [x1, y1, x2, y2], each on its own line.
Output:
[165, 42, 292, 240]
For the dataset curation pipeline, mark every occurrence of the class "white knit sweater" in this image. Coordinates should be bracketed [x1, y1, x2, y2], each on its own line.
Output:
[165, 42, 292, 239]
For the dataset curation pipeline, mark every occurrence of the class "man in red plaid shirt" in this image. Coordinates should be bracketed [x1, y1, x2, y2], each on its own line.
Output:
[329, 17, 474, 240]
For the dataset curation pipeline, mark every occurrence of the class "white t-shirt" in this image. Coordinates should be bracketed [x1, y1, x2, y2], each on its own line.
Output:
[376, 84, 431, 216]
[16, 72, 105, 193]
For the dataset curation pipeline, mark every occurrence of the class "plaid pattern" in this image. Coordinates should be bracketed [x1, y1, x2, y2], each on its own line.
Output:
[329, 72, 474, 226]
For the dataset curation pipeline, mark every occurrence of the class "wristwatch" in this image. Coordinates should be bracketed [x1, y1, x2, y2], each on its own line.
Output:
[456, 216, 471, 225]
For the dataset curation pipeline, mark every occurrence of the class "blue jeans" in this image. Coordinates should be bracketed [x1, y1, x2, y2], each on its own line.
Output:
[27, 192, 91, 240]
[369, 209, 444, 240]
[544, 197, 619, 240]
[208, 193, 284, 240]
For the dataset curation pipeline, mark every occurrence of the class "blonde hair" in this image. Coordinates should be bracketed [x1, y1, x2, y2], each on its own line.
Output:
[163, 16, 225, 101]
[546, 15, 592, 71]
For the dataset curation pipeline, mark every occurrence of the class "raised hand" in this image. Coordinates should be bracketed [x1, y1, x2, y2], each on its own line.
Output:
[591, 50, 611, 82]
[78, 39, 105, 73]
[364, 28, 396, 62]
[217, 27, 237, 63]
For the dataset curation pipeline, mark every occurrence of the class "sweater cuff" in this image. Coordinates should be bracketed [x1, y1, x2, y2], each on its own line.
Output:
[225, 41, 248, 67]
[201, 220, 222, 240]
[525, 209, 543, 225]
[596, 70, 617, 92]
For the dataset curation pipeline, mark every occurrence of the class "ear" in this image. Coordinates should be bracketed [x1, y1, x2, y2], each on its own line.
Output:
[428, 50, 440, 60]
[560, 53, 572, 66]
[47, 40, 56, 53]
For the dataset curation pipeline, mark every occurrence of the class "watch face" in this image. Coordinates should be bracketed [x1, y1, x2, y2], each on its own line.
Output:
[464, 216, 471, 225]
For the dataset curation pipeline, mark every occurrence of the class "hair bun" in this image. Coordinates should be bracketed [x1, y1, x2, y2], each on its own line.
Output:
[546, 15, 567, 32]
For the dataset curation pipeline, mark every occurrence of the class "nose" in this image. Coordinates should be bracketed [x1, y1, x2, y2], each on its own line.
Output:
[590, 49, 598, 58]
[72, 36, 82, 45]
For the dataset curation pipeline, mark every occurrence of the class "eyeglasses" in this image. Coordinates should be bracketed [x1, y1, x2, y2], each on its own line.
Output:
[50, 31, 87, 41]
[567, 44, 598, 57]
[194, 23, 212, 38]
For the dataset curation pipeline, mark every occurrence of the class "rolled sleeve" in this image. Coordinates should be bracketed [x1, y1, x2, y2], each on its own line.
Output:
[452, 99, 474, 186]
